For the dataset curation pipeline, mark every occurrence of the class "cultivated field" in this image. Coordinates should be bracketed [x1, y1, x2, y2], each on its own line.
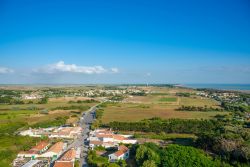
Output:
[101, 87, 226, 123]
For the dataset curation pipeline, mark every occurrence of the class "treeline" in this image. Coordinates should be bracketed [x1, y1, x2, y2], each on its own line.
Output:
[0, 97, 48, 105]
[134, 143, 231, 167]
[51, 105, 90, 111]
[176, 92, 191, 97]
[68, 99, 99, 104]
[176, 105, 224, 112]
[108, 96, 124, 101]
[196, 128, 250, 165]
[221, 102, 248, 112]
[130, 91, 146, 96]
[107, 118, 223, 134]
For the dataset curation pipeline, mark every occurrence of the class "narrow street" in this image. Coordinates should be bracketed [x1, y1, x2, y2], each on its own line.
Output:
[78, 106, 96, 167]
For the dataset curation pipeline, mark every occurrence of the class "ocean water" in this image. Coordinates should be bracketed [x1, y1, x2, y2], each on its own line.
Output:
[185, 84, 250, 91]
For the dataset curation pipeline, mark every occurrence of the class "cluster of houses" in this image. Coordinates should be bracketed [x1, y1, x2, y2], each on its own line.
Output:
[22, 93, 43, 100]
[37, 86, 147, 98]
[88, 129, 137, 162]
[14, 126, 81, 167]
[20, 126, 82, 139]
[13, 141, 77, 167]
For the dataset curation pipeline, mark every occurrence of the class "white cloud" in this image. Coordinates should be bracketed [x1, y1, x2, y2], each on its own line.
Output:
[0, 67, 14, 74]
[111, 68, 119, 73]
[34, 61, 119, 74]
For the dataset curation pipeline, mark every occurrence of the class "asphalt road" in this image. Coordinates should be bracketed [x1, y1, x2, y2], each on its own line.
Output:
[78, 106, 96, 167]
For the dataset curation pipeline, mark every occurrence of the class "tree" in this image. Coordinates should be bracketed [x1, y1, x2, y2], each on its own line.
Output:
[142, 160, 157, 167]
[38, 97, 48, 104]
[136, 145, 160, 166]
[161, 145, 216, 167]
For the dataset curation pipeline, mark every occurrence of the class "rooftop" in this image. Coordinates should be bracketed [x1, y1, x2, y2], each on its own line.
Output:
[30, 141, 49, 151]
[114, 145, 129, 157]
[47, 142, 64, 153]
[59, 148, 76, 161]
[54, 161, 74, 167]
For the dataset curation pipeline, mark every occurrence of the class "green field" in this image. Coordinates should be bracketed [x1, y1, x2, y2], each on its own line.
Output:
[101, 102, 226, 124]
[101, 88, 224, 123]
[159, 97, 177, 102]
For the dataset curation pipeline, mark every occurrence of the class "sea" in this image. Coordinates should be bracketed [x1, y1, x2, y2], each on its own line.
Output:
[184, 84, 250, 91]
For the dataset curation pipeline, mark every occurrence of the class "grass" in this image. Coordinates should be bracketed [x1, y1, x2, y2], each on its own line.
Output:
[180, 97, 220, 107]
[101, 89, 224, 123]
[159, 97, 177, 102]
[101, 102, 227, 123]
[0, 135, 40, 166]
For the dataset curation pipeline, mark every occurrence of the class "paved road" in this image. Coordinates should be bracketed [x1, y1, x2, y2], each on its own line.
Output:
[78, 105, 96, 167]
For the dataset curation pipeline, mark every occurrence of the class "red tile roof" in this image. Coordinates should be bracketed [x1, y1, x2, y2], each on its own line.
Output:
[47, 142, 64, 153]
[95, 134, 113, 138]
[54, 161, 73, 167]
[60, 148, 76, 161]
[114, 145, 129, 157]
[113, 134, 127, 140]
[31, 141, 49, 152]
[90, 140, 103, 145]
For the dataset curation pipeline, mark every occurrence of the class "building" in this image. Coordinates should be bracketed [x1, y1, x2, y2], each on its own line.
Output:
[21, 159, 49, 167]
[41, 142, 66, 159]
[20, 127, 55, 138]
[53, 148, 76, 167]
[59, 148, 76, 162]
[108, 145, 129, 162]
[19, 127, 82, 139]
[89, 140, 118, 149]
[17, 141, 50, 159]
[54, 161, 74, 167]
[49, 127, 82, 139]
[89, 129, 137, 149]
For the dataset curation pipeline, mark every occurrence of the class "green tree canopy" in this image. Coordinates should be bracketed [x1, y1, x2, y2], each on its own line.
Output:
[161, 145, 216, 167]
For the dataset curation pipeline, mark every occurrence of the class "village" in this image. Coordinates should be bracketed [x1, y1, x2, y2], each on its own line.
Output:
[13, 117, 137, 167]
[20, 87, 147, 100]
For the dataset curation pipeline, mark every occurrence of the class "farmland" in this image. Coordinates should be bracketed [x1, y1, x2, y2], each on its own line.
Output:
[101, 88, 226, 123]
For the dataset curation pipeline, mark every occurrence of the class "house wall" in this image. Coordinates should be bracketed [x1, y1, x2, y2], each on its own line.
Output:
[102, 137, 114, 142]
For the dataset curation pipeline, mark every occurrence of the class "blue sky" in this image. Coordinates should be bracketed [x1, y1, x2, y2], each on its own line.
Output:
[0, 0, 250, 84]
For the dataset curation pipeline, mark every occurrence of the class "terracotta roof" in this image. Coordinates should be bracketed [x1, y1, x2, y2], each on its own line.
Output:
[60, 148, 76, 161]
[96, 134, 113, 138]
[53, 127, 81, 136]
[102, 142, 115, 146]
[54, 161, 74, 167]
[47, 142, 64, 153]
[97, 129, 112, 134]
[90, 140, 103, 145]
[114, 145, 129, 157]
[30, 141, 49, 152]
[113, 135, 127, 140]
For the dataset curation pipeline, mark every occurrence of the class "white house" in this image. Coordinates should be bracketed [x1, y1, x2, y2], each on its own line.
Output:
[89, 129, 137, 149]
[108, 145, 129, 162]
[17, 141, 50, 159]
